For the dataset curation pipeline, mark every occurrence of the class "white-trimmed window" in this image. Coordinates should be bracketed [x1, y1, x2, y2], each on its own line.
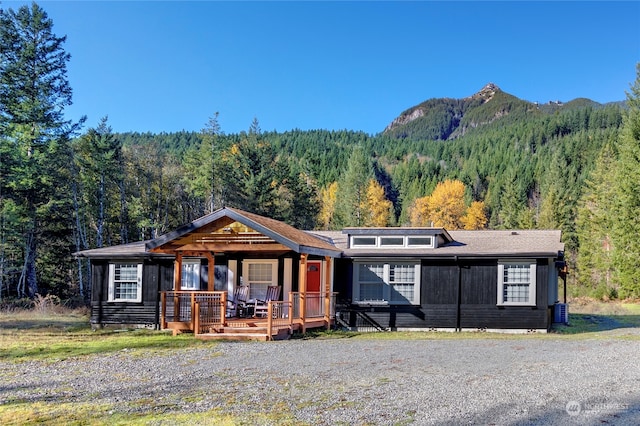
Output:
[180, 258, 201, 290]
[350, 235, 434, 249]
[353, 262, 420, 305]
[108, 263, 142, 302]
[243, 260, 278, 301]
[497, 261, 537, 306]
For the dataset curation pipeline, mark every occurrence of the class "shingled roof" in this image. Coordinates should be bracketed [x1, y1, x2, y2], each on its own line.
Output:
[75, 208, 563, 260]
[309, 229, 563, 258]
[75, 207, 342, 259]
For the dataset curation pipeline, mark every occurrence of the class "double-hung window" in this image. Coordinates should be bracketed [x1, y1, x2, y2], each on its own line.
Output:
[353, 262, 420, 305]
[180, 258, 201, 290]
[108, 263, 142, 302]
[497, 261, 536, 306]
[243, 260, 278, 301]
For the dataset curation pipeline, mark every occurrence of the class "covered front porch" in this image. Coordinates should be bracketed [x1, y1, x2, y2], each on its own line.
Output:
[147, 207, 343, 340]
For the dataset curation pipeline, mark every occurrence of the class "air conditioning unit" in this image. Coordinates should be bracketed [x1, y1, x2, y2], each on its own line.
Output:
[554, 303, 568, 324]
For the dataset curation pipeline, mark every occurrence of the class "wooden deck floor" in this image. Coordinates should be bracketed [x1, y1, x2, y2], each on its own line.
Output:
[193, 317, 330, 341]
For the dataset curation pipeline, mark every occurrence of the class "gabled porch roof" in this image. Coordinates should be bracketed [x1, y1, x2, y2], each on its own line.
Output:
[146, 207, 341, 257]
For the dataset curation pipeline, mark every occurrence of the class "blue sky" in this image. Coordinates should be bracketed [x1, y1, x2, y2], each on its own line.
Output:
[4, 1, 640, 135]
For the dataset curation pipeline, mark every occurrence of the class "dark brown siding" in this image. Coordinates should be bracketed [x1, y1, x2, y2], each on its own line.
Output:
[333, 259, 353, 303]
[421, 260, 458, 327]
[90, 259, 174, 327]
[340, 258, 552, 331]
[459, 260, 549, 330]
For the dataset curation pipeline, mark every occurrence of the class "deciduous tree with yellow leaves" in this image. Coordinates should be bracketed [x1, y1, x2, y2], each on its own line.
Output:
[318, 181, 339, 230]
[409, 179, 487, 230]
[362, 179, 393, 227]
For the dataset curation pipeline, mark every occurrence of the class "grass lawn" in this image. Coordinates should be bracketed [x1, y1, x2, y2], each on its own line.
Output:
[0, 309, 216, 362]
[551, 298, 640, 335]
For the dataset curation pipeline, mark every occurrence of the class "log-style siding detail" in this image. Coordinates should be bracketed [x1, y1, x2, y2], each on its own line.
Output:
[90, 259, 174, 327]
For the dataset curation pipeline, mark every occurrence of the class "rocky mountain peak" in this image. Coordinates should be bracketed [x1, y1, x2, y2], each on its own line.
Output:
[468, 83, 500, 102]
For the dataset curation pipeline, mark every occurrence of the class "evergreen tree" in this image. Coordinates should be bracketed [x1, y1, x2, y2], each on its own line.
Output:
[0, 3, 83, 297]
[282, 170, 319, 230]
[334, 146, 371, 227]
[497, 171, 526, 229]
[73, 117, 123, 248]
[611, 64, 640, 298]
[576, 142, 617, 298]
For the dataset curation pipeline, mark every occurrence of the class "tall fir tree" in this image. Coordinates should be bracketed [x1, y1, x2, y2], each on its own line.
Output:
[334, 146, 372, 227]
[611, 64, 640, 298]
[183, 112, 224, 215]
[0, 3, 83, 297]
[575, 142, 618, 297]
[497, 170, 526, 229]
[73, 117, 123, 248]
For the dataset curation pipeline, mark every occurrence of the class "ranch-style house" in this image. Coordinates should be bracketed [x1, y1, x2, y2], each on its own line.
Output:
[74, 207, 567, 340]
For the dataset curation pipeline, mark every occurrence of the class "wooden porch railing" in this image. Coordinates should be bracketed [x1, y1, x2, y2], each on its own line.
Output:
[289, 292, 337, 333]
[161, 291, 337, 338]
[265, 300, 293, 341]
[161, 291, 226, 333]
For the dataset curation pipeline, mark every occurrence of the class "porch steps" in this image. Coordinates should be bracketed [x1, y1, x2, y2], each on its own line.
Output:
[196, 325, 292, 341]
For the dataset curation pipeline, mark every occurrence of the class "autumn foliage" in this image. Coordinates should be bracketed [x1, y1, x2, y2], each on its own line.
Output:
[409, 180, 487, 230]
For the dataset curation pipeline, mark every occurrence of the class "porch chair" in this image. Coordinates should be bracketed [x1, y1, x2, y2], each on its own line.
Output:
[227, 285, 249, 317]
[252, 285, 281, 318]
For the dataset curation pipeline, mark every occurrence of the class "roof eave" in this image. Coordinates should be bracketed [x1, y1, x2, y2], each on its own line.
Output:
[299, 245, 342, 258]
[343, 251, 562, 259]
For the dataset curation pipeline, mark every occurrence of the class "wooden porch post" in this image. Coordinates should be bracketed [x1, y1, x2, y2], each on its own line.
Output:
[173, 253, 183, 323]
[194, 302, 200, 336]
[174, 253, 183, 291]
[299, 253, 307, 333]
[324, 256, 332, 330]
[205, 252, 215, 291]
[190, 292, 196, 332]
[160, 292, 167, 329]
[221, 291, 227, 327]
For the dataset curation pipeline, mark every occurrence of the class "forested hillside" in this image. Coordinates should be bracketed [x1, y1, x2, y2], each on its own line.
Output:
[1, 3, 638, 303]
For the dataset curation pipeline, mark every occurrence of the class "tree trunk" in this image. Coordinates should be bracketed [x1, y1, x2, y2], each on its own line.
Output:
[72, 180, 89, 300]
[24, 228, 38, 298]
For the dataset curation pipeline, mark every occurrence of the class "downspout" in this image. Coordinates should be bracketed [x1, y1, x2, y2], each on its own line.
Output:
[154, 260, 161, 330]
[456, 256, 462, 332]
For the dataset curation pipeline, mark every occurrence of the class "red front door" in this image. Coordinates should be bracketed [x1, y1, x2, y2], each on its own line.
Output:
[307, 261, 322, 316]
[307, 261, 321, 292]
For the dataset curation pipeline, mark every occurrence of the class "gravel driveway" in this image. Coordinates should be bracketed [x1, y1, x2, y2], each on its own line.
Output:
[2, 334, 640, 425]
